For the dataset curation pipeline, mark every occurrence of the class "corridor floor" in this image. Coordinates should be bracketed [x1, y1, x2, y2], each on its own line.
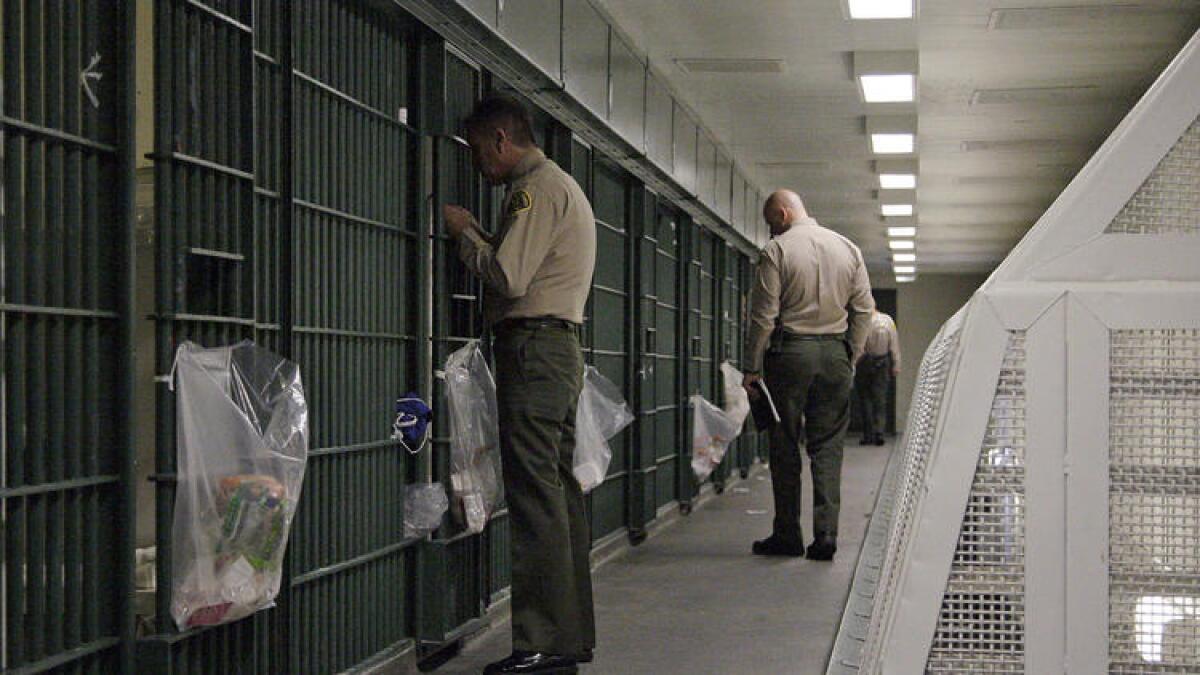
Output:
[438, 441, 894, 675]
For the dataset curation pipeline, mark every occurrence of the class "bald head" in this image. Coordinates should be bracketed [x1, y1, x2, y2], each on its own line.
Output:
[763, 190, 808, 236]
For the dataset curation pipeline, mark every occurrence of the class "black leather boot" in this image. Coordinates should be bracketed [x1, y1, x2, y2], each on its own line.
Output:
[751, 535, 805, 557]
[483, 651, 578, 674]
[806, 535, 837, 561]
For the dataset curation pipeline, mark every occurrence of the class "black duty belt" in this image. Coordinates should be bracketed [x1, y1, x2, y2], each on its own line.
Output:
[494, 317, 580, 336]
[779, 331, 846, 342]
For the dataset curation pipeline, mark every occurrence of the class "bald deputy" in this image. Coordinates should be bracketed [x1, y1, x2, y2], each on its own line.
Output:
[443, 94, 596, 675]
[742, 190, 874, 561]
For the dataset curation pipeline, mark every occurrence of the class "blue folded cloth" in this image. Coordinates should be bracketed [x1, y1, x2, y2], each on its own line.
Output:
[393, 393, 433, 454]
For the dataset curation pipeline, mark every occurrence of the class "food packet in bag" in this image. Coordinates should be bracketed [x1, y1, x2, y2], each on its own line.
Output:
[170, 341, 308, 630]
[690, 394, 742, 482]
[442, 341, 503, 534]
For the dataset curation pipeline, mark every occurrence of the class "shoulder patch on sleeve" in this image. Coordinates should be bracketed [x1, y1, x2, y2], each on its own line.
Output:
[509, 189, 533, 214]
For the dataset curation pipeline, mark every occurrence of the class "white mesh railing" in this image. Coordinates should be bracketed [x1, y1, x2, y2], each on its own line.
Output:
[1109, 329, 1200, 673]
[928, 332, 1027, 673]
[859, 319, 963, 670]
[1105, 115, 1200, 235]
[836, 30, 1200, 675]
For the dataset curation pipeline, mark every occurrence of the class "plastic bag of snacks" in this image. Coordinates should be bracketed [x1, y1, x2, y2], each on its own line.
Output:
[442, 341, 503, 534]
[573, 366, 634, 492]
[690, 394, 742, 482]
[170, 341, 308, 630]
[719, 362, 751, 429]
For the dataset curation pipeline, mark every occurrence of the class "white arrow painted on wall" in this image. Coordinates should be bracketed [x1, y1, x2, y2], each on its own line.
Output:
[81, 52, 102, 109]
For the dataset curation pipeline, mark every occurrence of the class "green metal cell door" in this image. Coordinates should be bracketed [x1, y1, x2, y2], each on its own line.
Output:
[639, 201, 684, 517]
[586, 158, 633, 542]
[147, 0, 286, 665]
[145, 1, 421, 671]
[418, 43, 492, 651]
[718, 244, 755, 478]
[286, 3, 420, 672]
[685, 226, 721, 497]
[2, 2, 136, 672]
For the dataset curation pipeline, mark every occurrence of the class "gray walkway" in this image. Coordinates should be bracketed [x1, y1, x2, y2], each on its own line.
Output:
[437, 441, 894, 675]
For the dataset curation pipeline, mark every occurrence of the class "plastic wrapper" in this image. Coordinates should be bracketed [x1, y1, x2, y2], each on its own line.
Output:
[170, 341, 308, 630]
[404, 483, 449, 538]
[720, 362, 751, 429]
[690, 394, 743, 482]
[573, 365, 635, 493]
[442, 341, 503, 534]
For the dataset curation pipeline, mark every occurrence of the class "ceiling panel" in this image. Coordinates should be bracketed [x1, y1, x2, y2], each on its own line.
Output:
[598, 0, 1200, 278]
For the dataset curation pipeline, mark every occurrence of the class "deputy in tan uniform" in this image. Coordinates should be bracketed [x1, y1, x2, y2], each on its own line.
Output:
[743, 190, 874, 561]
[443, 95, 596, 675]
[856, 311, 901, 446]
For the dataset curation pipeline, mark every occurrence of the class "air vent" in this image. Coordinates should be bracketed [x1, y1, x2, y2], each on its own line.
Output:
[954, 175, 1069, 185]
[960, 139, 1084, 153]
[1036, 162, 1077, 170]
[988, 5, 1177, 30]
[970, 85, 1110, 105]
[758, 160, 831, 170]
[675, 58, 785, 74]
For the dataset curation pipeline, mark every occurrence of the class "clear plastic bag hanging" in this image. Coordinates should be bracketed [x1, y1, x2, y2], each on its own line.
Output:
[574, 365, 635, 493]
[720, 362, 751, 430]
[169, 341, 308, 630]
[404, 483, 450, 539]
[690, 394, 742, 482]
[442, 341, 503, 534]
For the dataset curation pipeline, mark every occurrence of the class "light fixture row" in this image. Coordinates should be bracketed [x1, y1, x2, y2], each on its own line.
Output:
[846, 0, 914, 20]
[867, 115, 918, 155]
[879, 173, 915, 189]
[846, 18, 919, 282]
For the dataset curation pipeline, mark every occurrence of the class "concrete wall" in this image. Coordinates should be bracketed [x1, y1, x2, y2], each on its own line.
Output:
[895, 273, 990, 430]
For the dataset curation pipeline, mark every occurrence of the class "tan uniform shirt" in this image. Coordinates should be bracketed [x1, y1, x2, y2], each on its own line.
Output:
[863, 311, 901, 370]
[458, 148, 597, 327]
[744, 216, 875, 373]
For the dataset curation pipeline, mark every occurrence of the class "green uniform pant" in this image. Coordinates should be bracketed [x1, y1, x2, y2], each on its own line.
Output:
[855, 355, 891, 440]
[764, 337, 853, 545]
[492, 322, 594, 656]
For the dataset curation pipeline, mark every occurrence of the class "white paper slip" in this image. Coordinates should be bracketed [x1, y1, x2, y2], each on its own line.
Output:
[755, 380, 782, 423]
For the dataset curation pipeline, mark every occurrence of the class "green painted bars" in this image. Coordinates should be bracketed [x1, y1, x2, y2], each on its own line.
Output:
[2, 1, 137, 672]
[2, 1, 763, 672]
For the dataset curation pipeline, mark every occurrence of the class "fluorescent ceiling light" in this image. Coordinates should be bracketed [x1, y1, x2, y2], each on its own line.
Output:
[888, 226, 917, 237]
[893, 252, 916, 262]
[894, 265, 916, 274]
[895, 275, 916, 283]
[888, 239, 915, 250]
[860, 74, 915, 103]
[871, 133, 914, 154]
[848, 0, 913, 19]
[879, 173, 916, 189]
[881, 203, 914, 217]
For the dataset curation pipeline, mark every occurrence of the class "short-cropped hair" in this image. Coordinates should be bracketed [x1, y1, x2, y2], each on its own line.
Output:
[463, 94, 536, 147]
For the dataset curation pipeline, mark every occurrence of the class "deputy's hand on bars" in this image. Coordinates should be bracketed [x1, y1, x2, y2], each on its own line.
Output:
[443, 204, 477, 239]
[743, 373, 762, 401]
